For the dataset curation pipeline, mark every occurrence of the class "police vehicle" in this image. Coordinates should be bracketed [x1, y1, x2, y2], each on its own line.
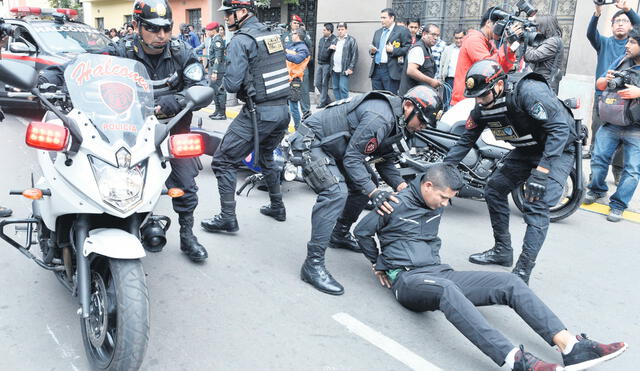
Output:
[0, 7, 111, 108]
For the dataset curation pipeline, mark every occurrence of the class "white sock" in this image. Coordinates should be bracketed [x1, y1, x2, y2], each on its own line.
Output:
[505, 347, 520, 369]
[562, 336, 579, 355]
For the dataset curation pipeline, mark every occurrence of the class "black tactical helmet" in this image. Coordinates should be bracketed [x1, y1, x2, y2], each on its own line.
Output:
[218, 0, 255, 12]
[464, 59, 506, 98]
[403, 86, 444, 128]
[133, 0, 173, 27]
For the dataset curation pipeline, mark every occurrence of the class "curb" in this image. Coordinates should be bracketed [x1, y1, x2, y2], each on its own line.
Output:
[580, 203, 640, 223]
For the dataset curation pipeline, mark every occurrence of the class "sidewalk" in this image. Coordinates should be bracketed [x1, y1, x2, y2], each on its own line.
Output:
[198, 102, 640, 223]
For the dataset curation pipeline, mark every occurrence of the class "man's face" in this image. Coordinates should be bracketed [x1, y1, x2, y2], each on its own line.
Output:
[337, 26, 346, 38]
[612, 14, 632, 38]
[424, 26, 440, 47]
[219, 26, 226, 36]
[422, 184, 457, 210]
[137, 21, 172, 51]
[127, 26, 134, 34]
[290, 20, 300, 30]
[403, 101, 428, 133]
[292, 33, 301, 42]
[322, 27, 331, 38]
[408, 22, 420, 36]
[380, 12, 394, 28]
[626, 37, 640, 59]
[454, 32, 465, 47]
[475, 80, 504, 108]
[224, 8, 247, 29]
[206, 29, 215, 38]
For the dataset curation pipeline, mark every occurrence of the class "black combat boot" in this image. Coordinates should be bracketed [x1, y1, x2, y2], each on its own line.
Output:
[329, 221, 361, 252]
[468, 232, 513, 267]
[260, 192, 286, 221]
[178, 213, 208, 262]
[300, 244, 344, 295]
[511, 253, 536, 285]
[201, 200, 239, 232]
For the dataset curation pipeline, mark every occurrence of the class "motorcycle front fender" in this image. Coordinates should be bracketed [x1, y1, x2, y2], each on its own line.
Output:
[83, 228, 146, 259]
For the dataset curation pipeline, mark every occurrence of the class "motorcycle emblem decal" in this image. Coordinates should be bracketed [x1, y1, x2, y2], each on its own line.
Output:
[466, 77, 475, 90]
[529, 102, 548, 121]
[100, 82, 134, 114]
[71, 58, 150, 92]
[465, 116, 477, 130]
[364, 138, 378, 154]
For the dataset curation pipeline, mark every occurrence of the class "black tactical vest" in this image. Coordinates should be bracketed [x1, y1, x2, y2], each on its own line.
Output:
[399, 40, 436, 94]
[236, 25, 290, 104]
[477, 72, 552, 149]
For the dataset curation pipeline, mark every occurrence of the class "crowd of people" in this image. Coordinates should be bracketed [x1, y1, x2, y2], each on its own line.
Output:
[0, 0, 634, 369]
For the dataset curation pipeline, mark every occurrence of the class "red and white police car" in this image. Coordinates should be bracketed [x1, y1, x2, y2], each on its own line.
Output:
[1, 7, 112, 107]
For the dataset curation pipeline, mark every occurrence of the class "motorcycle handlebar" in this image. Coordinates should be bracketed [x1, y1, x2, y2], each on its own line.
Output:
[398, 154, 431, 172]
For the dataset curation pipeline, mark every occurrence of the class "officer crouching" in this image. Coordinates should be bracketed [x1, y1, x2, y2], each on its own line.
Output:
[201, 0, 291, 233]
[444, 59, 577, 284]
[291, 86, 444, 295]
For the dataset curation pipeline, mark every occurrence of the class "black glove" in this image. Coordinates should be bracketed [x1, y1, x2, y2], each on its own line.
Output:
[370, 189, 394, 210]
[156, 95, 182, 117]
[524, 169, 548, 201]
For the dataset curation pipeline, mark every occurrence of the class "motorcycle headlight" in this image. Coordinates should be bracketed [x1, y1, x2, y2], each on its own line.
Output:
[89, 154, 147, 213]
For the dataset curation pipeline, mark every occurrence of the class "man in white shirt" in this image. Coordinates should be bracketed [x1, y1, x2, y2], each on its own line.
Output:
[330, 22, 358, 100]
[398, 24, 441, 95]
[438, 29, 465, 108]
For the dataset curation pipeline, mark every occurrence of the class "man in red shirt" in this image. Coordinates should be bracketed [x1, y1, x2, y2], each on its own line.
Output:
[450, 7, 521, 106]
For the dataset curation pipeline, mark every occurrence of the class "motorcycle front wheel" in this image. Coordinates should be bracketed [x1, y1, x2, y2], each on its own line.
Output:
[511, 169, 584, 223]
[81, 257, 150, 370]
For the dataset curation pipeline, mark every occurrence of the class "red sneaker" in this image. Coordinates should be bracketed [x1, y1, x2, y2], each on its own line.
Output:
[513, 345, 564, 371]
[562, 333, 627, 371]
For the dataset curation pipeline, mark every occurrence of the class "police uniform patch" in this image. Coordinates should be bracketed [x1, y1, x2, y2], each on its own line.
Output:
[264, 35, 284, 54]
[530, 102, 548, 120]
[364, 138, 378, 154]
[465, 116, 477, 130]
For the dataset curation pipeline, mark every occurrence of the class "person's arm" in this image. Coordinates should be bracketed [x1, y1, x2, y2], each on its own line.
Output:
[353, 210, 387, 264]
[466, 33, 515, 73]
[520, 82, 571, 172]
[597, 57, 624, 90]
[442, 111, 484, 164]
[347, 37, 358, 72]
[343, 113, 392, 195]
[285, 45, 309, 64]
[586, 13, 602, 52]
[222, 36, 250, 93]
[374, 159, 404, 191]
[524, 37, 558, 63]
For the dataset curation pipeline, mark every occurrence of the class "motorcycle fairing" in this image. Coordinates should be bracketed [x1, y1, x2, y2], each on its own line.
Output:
[83, 228, 146, 258]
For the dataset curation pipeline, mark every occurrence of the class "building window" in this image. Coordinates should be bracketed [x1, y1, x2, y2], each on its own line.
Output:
[187, 8, 201, 33]
[95, 17, 104, 31]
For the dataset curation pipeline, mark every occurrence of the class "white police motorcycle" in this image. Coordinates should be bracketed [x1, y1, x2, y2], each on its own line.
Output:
[0, 54, 213, 370]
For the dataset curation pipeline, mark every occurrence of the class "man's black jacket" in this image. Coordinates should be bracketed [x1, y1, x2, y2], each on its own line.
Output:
[354, 176, 445, 270]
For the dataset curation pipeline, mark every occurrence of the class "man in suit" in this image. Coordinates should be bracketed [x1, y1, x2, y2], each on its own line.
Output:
[369, 8, 412, 94]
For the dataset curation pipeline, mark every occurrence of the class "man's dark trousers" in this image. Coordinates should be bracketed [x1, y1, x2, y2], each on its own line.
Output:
[212, 104, 290, 196]
[371, 63, 399, 94]
[484, 150, 574, 262]
[392, 266, 565, 365]
[210, 73, 227, 114]
[315, 63, 332, 106]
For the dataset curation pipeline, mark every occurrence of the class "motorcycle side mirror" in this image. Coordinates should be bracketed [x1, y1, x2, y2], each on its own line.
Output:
[0, 60, 37, 91]
[184, 86, 214, 110]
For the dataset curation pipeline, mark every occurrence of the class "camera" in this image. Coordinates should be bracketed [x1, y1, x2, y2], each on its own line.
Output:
[607, 69, 640, 90]
[492, 1, 543, 48]
[593, 0, 617, 5]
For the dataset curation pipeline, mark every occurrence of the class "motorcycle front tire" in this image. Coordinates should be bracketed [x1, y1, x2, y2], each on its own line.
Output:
[511, 168, 585, 223]
[81, 257, 150, 371]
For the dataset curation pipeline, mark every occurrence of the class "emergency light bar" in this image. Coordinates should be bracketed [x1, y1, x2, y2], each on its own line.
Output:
[10, 7, 78, 18]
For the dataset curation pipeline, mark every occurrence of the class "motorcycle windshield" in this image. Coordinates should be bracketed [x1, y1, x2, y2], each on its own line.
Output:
[64, 54, 154, 147]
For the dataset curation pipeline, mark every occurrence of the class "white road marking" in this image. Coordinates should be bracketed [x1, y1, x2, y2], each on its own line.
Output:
[332, 312, 443, 371]
[46, 324, 81, 370]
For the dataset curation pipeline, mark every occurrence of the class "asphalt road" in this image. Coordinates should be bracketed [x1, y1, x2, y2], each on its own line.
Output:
[0, 111, 638, 371]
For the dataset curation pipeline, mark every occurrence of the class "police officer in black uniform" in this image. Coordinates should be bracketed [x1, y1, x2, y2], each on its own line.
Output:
[201, 0, 291, 233]
[208, 22, 227, 120]
[444, 59, 577, 284]
[39, 0, 210, 262]
[292, 86, 443, 295]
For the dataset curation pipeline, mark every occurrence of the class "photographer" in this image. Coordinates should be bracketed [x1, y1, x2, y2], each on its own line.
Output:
[586, 0, 640, 168]
[585, 25, 640, 222]
[524, 14, 564, 94]
[450, 6, 521, 106]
